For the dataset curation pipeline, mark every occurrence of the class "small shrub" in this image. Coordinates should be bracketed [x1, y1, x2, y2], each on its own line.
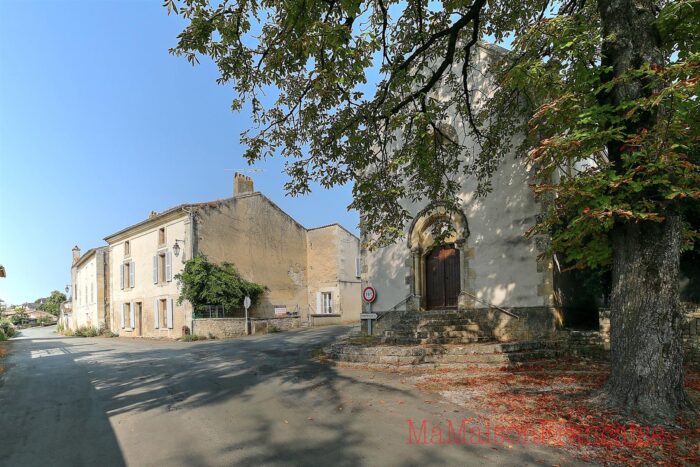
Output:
[268, 325, 281, 333]
[100, 329, 118, 338]
[74, 326, 99, 337]
[207, 332, 216, 340]
[0, 319, 16, 338]
[0, 328, 6, 341]
[180, 334, 206, 342]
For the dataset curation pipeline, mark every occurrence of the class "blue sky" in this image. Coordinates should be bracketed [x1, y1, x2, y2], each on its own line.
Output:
[0, 0, 358, 305]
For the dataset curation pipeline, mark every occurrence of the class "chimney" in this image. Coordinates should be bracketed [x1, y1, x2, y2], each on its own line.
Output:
[233, 172, 254, 196]
[72, 245, 81, 264]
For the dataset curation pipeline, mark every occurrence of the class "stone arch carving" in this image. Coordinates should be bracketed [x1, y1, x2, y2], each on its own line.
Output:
[405, 202, 472, 310]
[407, 202, 470, 250]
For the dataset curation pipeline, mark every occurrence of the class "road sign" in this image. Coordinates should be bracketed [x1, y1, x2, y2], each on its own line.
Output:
[244, 296, 251, 310]
[360, 313, 378, 320]
[362, 286, 376, 304]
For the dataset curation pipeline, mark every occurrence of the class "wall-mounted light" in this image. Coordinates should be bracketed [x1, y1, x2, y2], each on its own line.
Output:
[173, 239, 186, 257]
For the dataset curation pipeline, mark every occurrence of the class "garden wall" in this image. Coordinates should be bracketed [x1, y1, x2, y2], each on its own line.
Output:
[193, 316, 301, 339]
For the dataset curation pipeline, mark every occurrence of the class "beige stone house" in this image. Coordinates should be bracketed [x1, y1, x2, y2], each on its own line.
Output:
[68, 245, 109, 332]
[104, 174, 360, 339]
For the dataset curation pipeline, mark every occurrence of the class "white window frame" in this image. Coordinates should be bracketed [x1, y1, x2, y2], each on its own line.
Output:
[321, 292, 333, 314]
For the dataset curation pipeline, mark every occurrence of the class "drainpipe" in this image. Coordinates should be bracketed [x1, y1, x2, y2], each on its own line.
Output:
[182, 206, 196, 335]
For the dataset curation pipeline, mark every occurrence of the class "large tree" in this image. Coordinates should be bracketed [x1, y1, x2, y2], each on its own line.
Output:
[166, 0, 699, 421]
[38, 290, 67, 316]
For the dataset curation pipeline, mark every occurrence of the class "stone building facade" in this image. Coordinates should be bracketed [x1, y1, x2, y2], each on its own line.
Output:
[103, 174, 360, 339]
[69, 245, 109, 332]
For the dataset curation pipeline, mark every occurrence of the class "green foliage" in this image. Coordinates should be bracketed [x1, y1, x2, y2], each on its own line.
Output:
[0, 328, 6, 341]
[73, 326, 99, 337]
[167, 0, 699, 267]
[9, 308, 27, 325]
[175, 254, 266, 311]
[0, 319, 16, 338]
[180, 334, 205, 342]
[38, 290, 67, 316]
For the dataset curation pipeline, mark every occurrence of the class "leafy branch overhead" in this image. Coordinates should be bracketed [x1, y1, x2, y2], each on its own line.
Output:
[175, 254, 266, 310]
[166, 0, 699, 267]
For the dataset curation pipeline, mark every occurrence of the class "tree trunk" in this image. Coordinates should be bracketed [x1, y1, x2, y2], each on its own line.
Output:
[597, 0, 691, 421]
[606, 213, 690, 420]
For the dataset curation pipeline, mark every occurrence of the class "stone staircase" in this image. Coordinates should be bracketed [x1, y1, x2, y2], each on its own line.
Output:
[327, 339, 564, 368]
[381, 309, 490, 345]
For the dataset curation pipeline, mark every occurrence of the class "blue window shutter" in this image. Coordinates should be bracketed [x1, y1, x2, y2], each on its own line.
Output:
[166, 252, 172, 282]
[154, 298, 160, 329]
[166, 298, 173, 329]
[153, 255, 158, 284]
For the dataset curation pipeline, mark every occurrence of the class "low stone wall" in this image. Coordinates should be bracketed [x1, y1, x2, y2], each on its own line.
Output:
[462, 307, 563, 342]
[309, 314, 342, 327]
[193, 316, 301, 339]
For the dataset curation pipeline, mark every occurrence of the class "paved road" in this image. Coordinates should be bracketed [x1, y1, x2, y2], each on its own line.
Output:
[0, 326, 586, 466]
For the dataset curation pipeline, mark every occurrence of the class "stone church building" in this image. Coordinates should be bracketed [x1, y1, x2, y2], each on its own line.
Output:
[361, 44, 559, 341]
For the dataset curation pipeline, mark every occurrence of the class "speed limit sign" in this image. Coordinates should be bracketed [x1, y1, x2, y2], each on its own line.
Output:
[362, 286, 377, 304]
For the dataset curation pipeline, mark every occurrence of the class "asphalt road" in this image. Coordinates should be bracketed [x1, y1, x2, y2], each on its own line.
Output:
[0, 325, 587, 467]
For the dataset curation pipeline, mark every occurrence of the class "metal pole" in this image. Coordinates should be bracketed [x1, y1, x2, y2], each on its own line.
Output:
[368, 302, 372, 335]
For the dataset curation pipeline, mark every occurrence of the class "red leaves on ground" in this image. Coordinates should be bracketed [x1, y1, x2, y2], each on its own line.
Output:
[411, 358, 700, 466]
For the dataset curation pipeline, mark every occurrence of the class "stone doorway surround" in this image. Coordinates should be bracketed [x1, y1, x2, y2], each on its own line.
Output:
[406, 202, 473, 311]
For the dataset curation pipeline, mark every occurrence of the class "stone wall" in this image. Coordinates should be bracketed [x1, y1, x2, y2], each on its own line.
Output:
[193, 316, 301, 339]
[308, 314, 342, 327]
[462, 306, 563, 341]
[570, 305, 700, 368]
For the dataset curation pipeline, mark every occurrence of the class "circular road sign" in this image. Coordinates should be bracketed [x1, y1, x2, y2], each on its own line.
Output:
[362, 286, 377, 304]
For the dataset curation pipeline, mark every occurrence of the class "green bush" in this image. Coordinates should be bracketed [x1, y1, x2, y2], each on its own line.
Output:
[0, 319, 16, 338]
[268, 325, 281, 333]
[180, 334, 206, 342]
[0, 328, 6, 341]
[74, 326, 99, 337]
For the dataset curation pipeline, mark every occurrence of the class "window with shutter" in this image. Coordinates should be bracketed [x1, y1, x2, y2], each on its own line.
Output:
[166, 251, 172, 282]
[120, 303, 125, 329]
[120, 264, 124, 290]
[166, 298, 173, 329]
[154, 298, 160, 329]
[129, 302, 135, 329]
[153, 256, 158, 284]
[130, 261, 135, 288]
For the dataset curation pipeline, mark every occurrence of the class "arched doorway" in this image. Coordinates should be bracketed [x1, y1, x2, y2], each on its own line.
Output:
[406, 202, 470, 311]
[425, 245, 461, 309]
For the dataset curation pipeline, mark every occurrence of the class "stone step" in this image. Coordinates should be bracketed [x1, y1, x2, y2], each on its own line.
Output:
[418, 323, 481, 332]
[328, 341, 564, 367]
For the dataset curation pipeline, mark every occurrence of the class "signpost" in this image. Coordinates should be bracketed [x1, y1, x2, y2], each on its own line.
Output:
[244, 295, 251, 335]
[362, 286, 377, 335]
